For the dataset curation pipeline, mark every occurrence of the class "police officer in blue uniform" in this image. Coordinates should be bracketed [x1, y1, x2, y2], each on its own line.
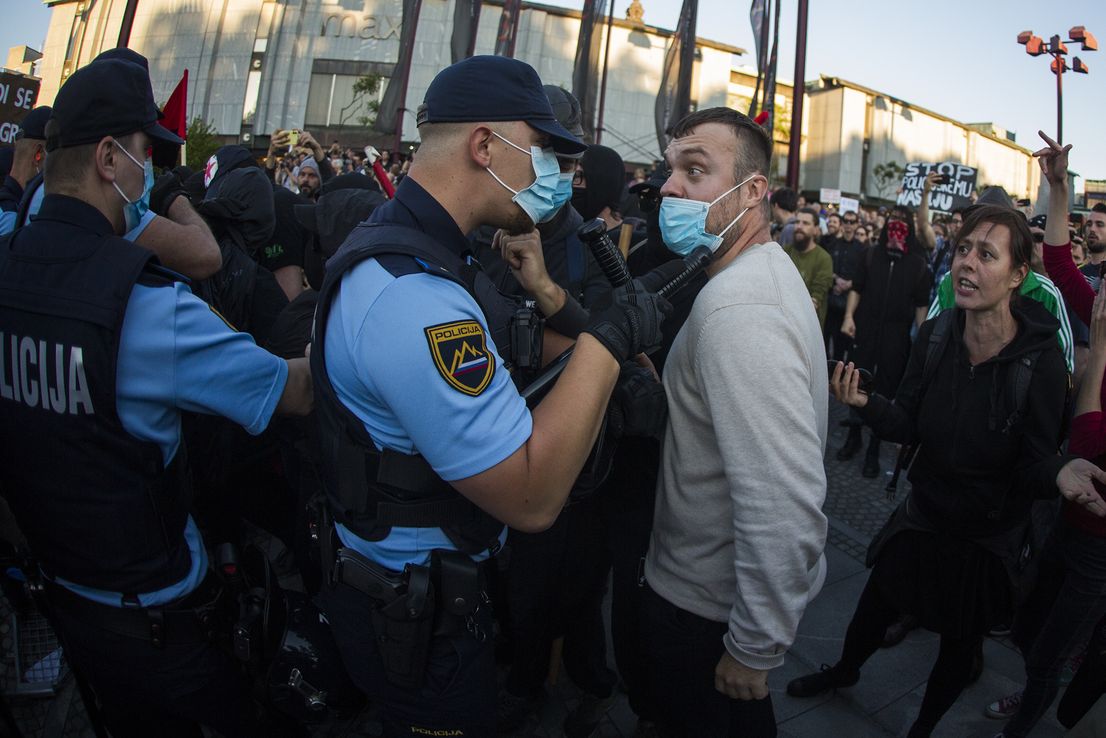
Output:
[0, 105, 50, 235]
[0, 56, 313, 737]
[17, 49, 222, 281]
[312, 55, 670, 735]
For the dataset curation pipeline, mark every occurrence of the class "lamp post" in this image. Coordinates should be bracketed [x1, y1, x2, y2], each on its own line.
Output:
[1018, 26, 1097, 144]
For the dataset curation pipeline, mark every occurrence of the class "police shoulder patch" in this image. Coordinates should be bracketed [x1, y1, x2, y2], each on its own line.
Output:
[424, 320, 494, 396]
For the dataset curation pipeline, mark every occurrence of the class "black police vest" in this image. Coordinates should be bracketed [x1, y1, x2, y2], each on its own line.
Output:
[0, 228, 193, 596]
[312, 223, 523, 555]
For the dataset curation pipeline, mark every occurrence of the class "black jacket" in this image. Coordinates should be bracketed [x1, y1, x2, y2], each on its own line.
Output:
[861, 299, 1071, 536]
[851, 245, 933, 396]
[196, 168, 288, 344]
[821, 236, 863, 313]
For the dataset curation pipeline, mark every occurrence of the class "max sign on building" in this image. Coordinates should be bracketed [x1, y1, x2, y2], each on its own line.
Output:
[320, 5, 403, 40]
[0, 72, 39, 145]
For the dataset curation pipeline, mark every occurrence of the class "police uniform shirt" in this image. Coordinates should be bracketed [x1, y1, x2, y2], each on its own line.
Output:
[0, 176, 23, 234]
[325, 178, 532, 570]
[17, 175, 155, 242]
[22, 196, 289, 607]
[19, 175, 44, 227]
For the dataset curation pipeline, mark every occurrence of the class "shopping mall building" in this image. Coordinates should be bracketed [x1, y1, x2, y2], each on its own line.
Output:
[37, 0, 742, 166]
[33, 0, 1052, 202]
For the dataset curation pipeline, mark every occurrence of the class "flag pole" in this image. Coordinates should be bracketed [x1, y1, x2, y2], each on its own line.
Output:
[595, 0, 617, 144]
[785, 0, 808, 189]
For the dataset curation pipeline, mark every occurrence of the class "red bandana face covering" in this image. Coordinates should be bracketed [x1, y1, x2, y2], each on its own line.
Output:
[886, 220, 909, 255]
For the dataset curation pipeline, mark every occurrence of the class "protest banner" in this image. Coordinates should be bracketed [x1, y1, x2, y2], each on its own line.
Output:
[819, 187, 841, 205]
[839, 196, 859, 215]
[895, 162, 976, 213]
[0, 72, 39, 145]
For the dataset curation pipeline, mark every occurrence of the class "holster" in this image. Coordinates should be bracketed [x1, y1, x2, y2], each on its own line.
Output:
[334, 548, 435, 689]
[332, 547, 488, 689]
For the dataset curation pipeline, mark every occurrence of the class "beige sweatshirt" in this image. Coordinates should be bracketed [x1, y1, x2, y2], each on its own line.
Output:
[645, 241, 829, 671]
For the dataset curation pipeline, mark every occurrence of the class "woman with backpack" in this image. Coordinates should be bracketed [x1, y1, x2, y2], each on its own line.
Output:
[786, 202, 1106, 738]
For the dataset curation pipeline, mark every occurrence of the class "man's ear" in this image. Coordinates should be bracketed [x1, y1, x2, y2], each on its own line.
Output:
[468, 125, 495, 169]
[743, 174, 769, 210]
[93, 137, 118, 185]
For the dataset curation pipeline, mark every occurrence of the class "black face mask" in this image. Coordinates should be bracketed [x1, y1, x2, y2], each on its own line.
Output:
[638, 191, 661, 214]
[571, 186, 595, 220]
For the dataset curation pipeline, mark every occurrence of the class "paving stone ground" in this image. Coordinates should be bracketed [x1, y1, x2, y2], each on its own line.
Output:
[0, 401, 1075, 737]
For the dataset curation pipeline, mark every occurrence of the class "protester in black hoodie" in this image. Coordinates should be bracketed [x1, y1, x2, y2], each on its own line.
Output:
[787, 204, 1106, 738]
[195, 167, 288, 346]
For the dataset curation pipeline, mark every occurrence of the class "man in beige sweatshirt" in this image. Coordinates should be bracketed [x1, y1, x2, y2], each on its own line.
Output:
[643, 107, 829, 736]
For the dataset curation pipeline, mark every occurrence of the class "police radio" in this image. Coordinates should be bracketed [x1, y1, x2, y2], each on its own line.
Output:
[509, 299, 543, 377]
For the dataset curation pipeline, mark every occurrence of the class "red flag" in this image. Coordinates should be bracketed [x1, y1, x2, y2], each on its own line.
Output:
[161, 70, 188, 140]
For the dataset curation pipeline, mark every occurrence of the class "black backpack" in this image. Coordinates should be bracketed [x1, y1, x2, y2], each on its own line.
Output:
[884, 309, 1054, 498]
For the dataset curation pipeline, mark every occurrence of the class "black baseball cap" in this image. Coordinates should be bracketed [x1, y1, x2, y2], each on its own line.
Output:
[46, 57, 184, 153]
[630, 166, 670, 195]
[417, 56, 586, 156]
[16, 106, 52, 141]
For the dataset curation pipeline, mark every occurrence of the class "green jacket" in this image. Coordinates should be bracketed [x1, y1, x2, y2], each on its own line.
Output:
[927, 270, 1074, 372]
[784, 243, 834, 328]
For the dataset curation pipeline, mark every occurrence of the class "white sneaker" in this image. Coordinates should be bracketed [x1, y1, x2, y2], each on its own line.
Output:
[984, 689, 1023, 719]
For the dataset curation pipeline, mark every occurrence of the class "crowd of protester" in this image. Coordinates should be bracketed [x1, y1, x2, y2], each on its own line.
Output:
[266, 132, 415, 197]
[2, 46, 1106, 738]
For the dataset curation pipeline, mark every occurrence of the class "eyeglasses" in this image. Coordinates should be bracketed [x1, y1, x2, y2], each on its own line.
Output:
[842, 218, 858, 224]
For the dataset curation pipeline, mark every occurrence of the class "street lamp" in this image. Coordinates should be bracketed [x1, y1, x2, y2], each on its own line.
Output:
[1018, 26, 1097, 143]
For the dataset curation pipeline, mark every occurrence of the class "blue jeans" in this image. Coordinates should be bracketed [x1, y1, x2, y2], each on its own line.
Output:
[1003, 517, 1106, 737]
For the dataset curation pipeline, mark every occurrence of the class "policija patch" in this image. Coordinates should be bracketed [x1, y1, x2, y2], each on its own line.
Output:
[424, 320, 494, 396]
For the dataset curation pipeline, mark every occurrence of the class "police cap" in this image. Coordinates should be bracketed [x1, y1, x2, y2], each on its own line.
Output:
[46, 57, 184, 153]
[417, 56, 586, 156]
[16, 106, 52, 141]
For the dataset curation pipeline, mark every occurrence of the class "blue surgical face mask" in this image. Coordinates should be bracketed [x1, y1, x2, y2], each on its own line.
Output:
[539, 171, 574, 224]
[659, 173, 758, 256]
[486, 131, 562, 226]
[111, 140, 153, 232]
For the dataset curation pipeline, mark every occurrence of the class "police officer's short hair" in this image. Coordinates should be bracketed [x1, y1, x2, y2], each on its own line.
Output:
[43, 123, 136, 194]
[670, 107, 772, 186]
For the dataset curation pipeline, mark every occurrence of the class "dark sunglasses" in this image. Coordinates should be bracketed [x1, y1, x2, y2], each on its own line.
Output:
[842, 218, 858, 224]
[1032, 232, 1044, 243]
